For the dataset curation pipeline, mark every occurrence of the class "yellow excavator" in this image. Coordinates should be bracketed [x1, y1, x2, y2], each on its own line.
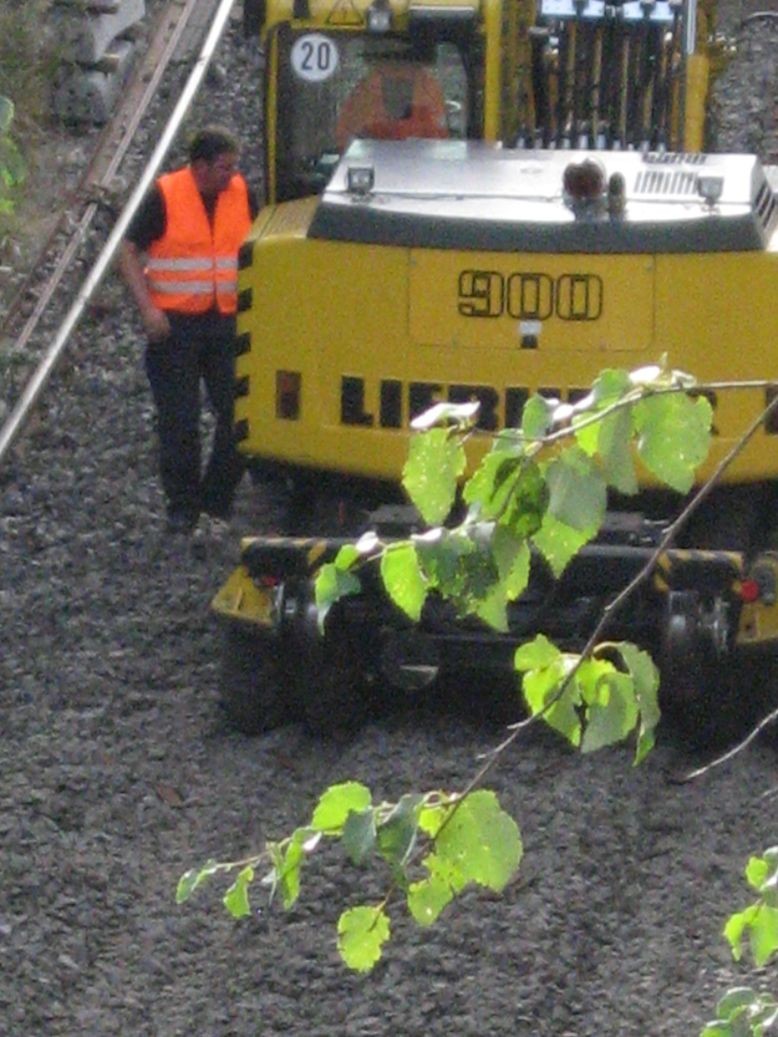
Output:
[213, 0, 778, 737]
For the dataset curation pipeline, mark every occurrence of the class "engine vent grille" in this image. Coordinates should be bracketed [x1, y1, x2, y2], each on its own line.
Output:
[755, 180, 777, 232]
[633, 169, 699, 196]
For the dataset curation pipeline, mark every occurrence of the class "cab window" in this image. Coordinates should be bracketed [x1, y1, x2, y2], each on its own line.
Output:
[272, 29, 471, 201]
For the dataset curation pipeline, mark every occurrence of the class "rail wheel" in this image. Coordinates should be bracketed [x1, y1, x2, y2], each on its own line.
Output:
[659, 587, 761, 750]
[218, 623, 296, 735]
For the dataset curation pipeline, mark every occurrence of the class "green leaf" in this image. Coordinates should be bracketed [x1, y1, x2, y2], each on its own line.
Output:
[715, 987, 759, 1021]
[515, 638, 582, 745]
[724, 904, 759, 961]
[514, 633, 562, 672]
[457, 529, 500, 598]
[494, 530, 530, 601]
[223, 865, 254, 919]
[342, 808, 377, 866]
[315, 562, 361, 631]
[311, 782, 372, 833]
[749, 905, 778, 966]
[532, 512, 597, 578]
[597, 406, 638, 495]
[333, 543, 361, 570]
[522, 664, 582, 746]
[701, 986, 778, 1036]
[337, 905, 391, 972]
[463, 444, 547, 535]
[414, 528, 468, 598]
[575, 657, 617, 706]
[276, 836, 304, 908]
[572, 410, 600, 458]
[432, 790, 523, 893]
[418, 801, 449, 838]
[407, 874, 454, 927]
[473, 578, 509, 632]
[745, 855, 772, 893]
[591, 368, 633, 405]
[403, 427, 465, 524]
[424, 846, 467, 893]
[501, 461, 548, 537]
[463, 451, 524, 520]
[176, 858, 220, 903]
[381, 541, 428, 621]
[522, 394, 555, 439]
[546, 446, 607, 532]
[266, 828, 320, 909]
[581, 671, 638, 753]
[377, 794, 423, 871]
[612, 642, 661, 763]
[633, 392, 712, 493]
[416, 526, 527, 624]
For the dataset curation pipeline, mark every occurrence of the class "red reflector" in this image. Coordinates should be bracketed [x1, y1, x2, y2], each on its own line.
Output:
[258, 575, 280, 588]
[739, 579, 761, 603]
[276, 370, 301, 420]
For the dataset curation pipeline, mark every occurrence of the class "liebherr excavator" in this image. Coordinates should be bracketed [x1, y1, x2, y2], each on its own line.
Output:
[213, 0, 778, 737]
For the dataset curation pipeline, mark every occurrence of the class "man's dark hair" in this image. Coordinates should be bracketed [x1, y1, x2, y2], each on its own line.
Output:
[188, 126, 239, 163]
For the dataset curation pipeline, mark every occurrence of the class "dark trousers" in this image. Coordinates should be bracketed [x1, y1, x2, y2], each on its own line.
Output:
[145, 310, 244, 522]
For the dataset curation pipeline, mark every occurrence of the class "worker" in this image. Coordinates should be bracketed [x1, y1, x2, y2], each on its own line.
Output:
[119, 125, 257, 537]
[336, 60, 449, 150]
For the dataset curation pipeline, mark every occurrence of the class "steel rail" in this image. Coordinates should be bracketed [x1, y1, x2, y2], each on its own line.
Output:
[0, 0, 197, 340]
[0, 0, 238, 468]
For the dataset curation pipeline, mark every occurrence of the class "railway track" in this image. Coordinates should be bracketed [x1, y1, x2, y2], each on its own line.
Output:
[0, 0, 234, 465]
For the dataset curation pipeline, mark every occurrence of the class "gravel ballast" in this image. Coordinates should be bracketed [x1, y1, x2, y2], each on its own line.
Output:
[1, 8, 777, 1036]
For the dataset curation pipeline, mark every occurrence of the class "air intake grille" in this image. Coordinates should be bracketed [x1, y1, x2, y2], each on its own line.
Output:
[633, 169, 699, 196]
[755, 180, 777, 232]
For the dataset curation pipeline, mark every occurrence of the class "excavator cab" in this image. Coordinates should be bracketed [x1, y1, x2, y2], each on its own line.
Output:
[263, 19, 473, 202]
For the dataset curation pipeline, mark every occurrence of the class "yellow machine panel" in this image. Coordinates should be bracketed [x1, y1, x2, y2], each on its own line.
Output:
[236, 149, 778, 488]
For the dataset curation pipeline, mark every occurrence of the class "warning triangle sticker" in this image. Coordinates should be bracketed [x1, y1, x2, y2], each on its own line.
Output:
[326, 0, 364, 26]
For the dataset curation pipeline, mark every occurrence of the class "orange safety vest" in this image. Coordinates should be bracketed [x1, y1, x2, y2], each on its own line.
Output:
[145, 167, 252, 315]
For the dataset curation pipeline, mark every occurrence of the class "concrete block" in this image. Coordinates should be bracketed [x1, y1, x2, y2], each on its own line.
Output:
[53, 38, 136, 123]
[51, 0, 145, 64]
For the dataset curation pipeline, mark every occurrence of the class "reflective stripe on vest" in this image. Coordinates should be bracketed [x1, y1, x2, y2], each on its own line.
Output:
[146, 167, 252, 315]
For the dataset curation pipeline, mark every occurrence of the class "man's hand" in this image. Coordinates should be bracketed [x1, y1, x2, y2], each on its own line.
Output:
[141, 305, 171, 342]
[119, 241, 170, 341]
